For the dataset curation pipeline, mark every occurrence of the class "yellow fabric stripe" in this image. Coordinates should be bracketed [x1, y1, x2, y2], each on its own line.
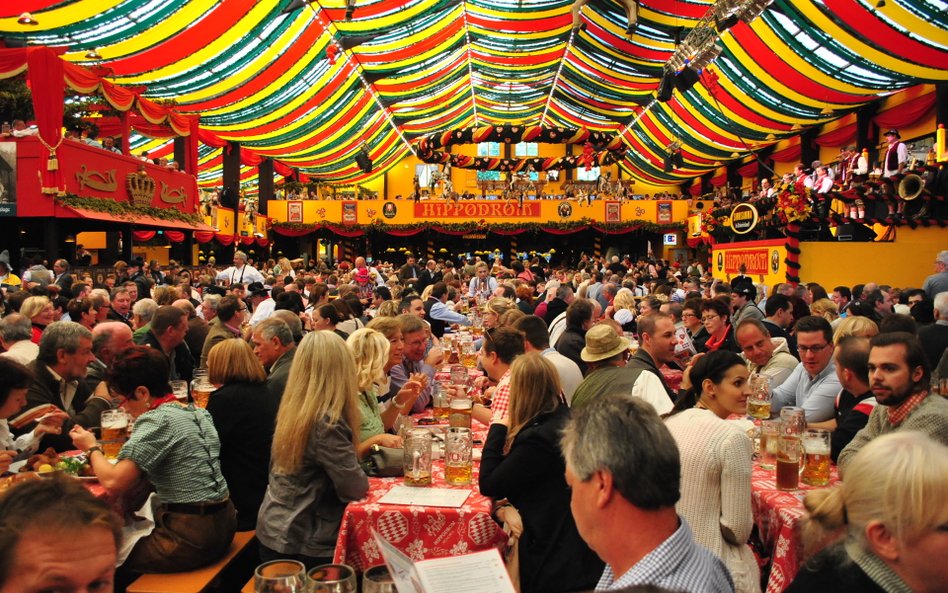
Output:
[877, 2, 947, 47]
[108, 0, 278, 84]
[747, 21, 885, 97]
[793, 0, 948, 80]
[61, 0, 222, 63]
[0, 0, 126, 30]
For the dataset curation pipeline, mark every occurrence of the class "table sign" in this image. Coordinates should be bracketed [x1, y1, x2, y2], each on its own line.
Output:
[378, 485, 471, 508]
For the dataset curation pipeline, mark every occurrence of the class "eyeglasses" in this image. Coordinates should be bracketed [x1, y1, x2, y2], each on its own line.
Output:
[798, 343, 830, 354]
[701, 314, 720, 322]
[681, 312, 697, 318]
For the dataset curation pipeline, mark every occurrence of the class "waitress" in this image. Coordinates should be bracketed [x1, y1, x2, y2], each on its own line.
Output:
[70, 346, 236, 574]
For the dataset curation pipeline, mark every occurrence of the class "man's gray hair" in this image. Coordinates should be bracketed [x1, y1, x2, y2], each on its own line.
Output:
[202, 294, 222, 310]
[132, 298, 158, 323]
[938, 251, 948, 267]
[555, 284, 574, 301]
[561, 393, 680, 510]
[91, 322, 127, 358]
[234, 251, 248, 263]
[255, 317, 293, 347]
[934, 291, 948, 319]
[0, 314, 32, 343]
[37, 321, 92, 365]
[271, 310, 303, 342]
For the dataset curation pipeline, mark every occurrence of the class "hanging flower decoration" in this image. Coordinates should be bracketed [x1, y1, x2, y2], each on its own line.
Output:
[700, 210, 728, 234]
[775, 189, 812, 224]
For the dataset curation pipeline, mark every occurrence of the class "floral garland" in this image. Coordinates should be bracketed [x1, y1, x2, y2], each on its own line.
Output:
[774, 189, 812, 224]
[700, 211, 729, 234]
[271, 218, 684, 235]
[56, 194, 205, 226]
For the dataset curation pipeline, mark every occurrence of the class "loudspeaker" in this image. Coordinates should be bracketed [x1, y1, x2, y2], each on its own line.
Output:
[675, 68, 700, 93]
[656, 71, 675, 102]
[354, 150, 373, 174]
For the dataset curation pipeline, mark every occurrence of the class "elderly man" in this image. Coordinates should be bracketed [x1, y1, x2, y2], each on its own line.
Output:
[514, 315, 583, 404]
[135, 305, 193, 382]
[52, 259, 73, 294]
[216, 250, 265, 286]
[86, 321, 135, 393]
[570, 324, 635, 410]
[771, 316, 842, 423]
[918, 292, 948, 369]
[734, 319, 798, 388]
[0, 478, 122, 593]
[562, 394, 734, 592]
[837, 332, 948, 473]
[922, 251, 948, 299]
[0, 313, 39, 365]
[251, 317, 297, 401]
[25, 322, 109, 451]
[131, 298, 158, 340]
[387, 314, 439, 413]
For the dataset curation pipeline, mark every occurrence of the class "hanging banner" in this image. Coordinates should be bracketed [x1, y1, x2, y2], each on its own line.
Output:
[711, 239, 787, 287]
[413, 201, 541, 219]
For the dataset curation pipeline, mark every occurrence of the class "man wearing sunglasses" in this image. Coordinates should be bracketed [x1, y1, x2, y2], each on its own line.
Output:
[770, 315, 841, 423]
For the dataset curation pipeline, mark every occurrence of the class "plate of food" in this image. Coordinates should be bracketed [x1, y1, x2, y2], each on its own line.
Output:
[19, 448, 97, 480]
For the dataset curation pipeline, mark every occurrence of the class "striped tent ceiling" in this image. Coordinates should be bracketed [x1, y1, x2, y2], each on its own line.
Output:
[1, 0, 946, 186]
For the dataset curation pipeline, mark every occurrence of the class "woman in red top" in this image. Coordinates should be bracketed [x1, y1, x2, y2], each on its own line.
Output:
[699, 297, 740, 353]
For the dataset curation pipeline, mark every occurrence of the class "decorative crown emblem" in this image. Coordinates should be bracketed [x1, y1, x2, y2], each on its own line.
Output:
[126, 170, 156, 207]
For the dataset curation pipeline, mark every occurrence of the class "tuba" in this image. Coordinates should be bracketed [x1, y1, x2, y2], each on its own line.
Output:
[898, 173, 924, 200]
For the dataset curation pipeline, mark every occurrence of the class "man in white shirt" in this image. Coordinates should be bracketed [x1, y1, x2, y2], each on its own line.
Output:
[215, 251, 264, 287]
[467, 262, 498, 300]
[514, 315, 583, 405]
[247, 283, 275, 327]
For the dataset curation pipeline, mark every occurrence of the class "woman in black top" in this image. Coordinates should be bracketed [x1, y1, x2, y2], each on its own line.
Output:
[206, 338, 278, 531]
[479, 354, 602, 593]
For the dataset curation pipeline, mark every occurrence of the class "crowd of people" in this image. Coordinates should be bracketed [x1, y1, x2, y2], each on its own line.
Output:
[0, 244, 946, 593]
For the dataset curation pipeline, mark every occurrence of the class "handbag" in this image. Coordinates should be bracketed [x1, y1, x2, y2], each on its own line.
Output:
[362, 444, 404, 477]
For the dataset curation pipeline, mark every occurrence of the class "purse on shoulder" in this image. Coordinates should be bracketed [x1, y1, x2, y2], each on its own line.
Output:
[362, 444, 404, 477]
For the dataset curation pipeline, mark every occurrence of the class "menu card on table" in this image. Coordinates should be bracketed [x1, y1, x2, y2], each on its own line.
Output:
[373, 530, 515, 593]
[378, 485, 471, 508]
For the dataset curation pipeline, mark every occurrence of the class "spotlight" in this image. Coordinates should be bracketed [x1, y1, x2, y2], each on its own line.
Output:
[17, 12, 38, 25]
[876, 0, 885, 6]
[354, 147, 373, 174]
[674, 68, 700, 93]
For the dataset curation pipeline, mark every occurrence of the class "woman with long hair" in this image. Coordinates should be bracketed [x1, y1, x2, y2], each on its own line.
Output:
[206, 339, 276, 531]
[69, 346, 236, 573]
[789, 432, 948, 593]
[256, 331, 369, 568]
[482, 296, 516, 330]
[479, 354, 603, 593]
[664, 350, 760, 593]
[347, 327, 421, 457]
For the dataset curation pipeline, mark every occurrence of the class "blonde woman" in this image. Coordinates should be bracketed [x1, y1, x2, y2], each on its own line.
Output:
[789, 432, 948, 593]
[810, 298, 839, 323]
[21, 296, 54, 343]
[479, 354, 602, 593]
[205, 339, 275, 531]
[832, 314, 879, 345]
[606, 288, 637, 332]
[347, 328, 422, 458]
[482, 296, 516, 330]
[256, 331, 368, 568]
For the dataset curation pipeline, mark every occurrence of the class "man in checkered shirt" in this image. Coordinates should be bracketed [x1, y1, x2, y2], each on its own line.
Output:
[561, 394, 735, 593]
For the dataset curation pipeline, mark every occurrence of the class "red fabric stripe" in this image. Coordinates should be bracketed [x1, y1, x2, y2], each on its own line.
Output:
[219, 86, 374, 138]
[466, 14, 571, 33]
[103, 0, 258, 76]
[359, 22, 461, 63]
[666, 103, 745, 150]
[0, 1, 61, 17]
[729, 22, 866, 104]
[375, 54, 467, 93]
[822, 0, 948, 68]
[583, 21, 667, 62]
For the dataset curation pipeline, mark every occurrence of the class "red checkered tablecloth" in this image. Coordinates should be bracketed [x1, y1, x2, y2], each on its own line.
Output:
[751, 462, 840, 593]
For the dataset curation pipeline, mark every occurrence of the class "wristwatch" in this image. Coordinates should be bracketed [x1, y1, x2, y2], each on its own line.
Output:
[85, 445, 105, 457]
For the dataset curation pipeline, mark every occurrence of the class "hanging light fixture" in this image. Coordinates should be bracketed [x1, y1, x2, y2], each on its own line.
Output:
[17, 12, 39, 25]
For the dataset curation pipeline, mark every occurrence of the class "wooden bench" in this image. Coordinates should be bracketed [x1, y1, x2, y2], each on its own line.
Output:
[127, 530, 256, 593]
